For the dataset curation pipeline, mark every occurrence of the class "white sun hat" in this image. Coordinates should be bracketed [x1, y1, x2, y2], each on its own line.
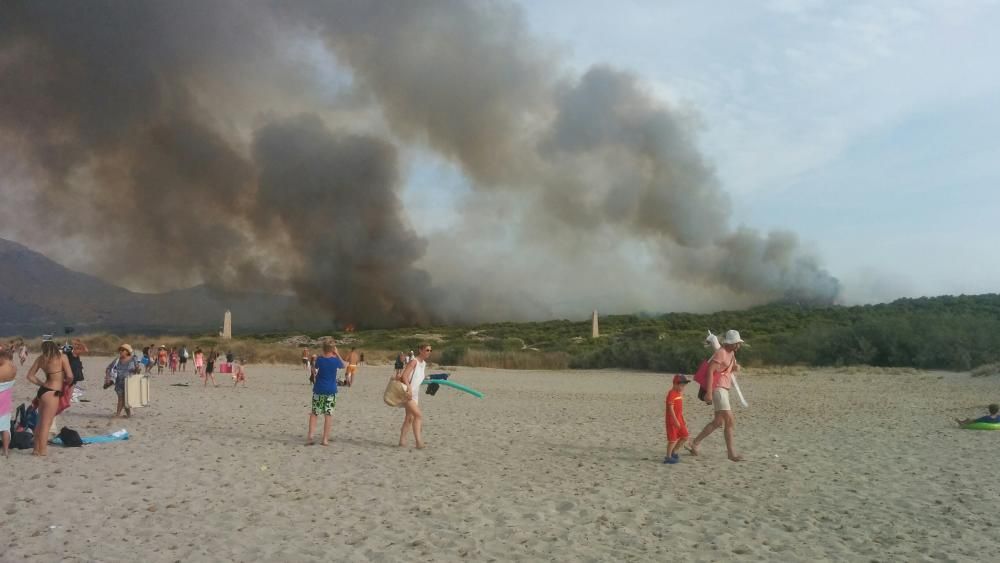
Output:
[722, 330, 746, 346]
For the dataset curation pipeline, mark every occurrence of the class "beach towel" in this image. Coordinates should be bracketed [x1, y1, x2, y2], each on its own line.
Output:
[0, 380, 14, 432]
[56, 380, 73, 415]
[52, 428, 129, 446]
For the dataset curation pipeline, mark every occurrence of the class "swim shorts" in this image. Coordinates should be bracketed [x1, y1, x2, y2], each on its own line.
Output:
[346, 365, 357, 376]
[311, 393, 337, 416]
[666, 423, 689, 442]
[712, 388, 732, 412]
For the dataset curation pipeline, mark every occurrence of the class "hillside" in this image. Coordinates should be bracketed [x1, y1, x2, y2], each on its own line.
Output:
[276, 294, 1000, 372]
[0, 238, 327, 336]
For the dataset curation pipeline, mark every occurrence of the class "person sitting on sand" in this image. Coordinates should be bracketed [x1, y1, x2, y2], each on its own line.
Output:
[106, 344, 142, 419]
[688, 330, 746, 462]
[956, 403, 1000, 426]
[664, 374, 691, 465]
[25, 340, 73, 456]
[307, 341, 345, 446]
[0, 346, 17, 457]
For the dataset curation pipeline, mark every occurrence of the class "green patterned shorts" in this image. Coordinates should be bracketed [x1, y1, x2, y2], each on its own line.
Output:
[311, 393, 337, 415]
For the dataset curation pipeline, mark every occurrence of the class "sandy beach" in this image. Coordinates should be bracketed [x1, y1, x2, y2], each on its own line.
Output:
[3, 358, 999, 562]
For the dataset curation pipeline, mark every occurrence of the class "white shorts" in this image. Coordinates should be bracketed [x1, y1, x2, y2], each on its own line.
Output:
[712, 388, 732, 412]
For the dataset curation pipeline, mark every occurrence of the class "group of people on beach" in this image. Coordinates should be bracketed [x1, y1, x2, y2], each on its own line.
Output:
[306, 341, 427, 449]
[138, 344, 193, 375]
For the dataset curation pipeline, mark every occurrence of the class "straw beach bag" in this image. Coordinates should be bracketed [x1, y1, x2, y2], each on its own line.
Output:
[383, 378, 408, 407]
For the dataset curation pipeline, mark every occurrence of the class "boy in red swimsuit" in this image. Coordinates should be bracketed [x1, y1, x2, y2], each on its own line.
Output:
[665, 374, 690, 464]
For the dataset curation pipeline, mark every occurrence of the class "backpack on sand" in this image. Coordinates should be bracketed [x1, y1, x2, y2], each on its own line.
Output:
[57, 426, 83, 447]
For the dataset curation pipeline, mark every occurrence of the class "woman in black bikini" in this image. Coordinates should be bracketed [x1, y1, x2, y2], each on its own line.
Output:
[25, 340, 72, 456]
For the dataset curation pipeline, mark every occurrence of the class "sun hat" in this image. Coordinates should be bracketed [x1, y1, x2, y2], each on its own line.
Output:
[722, 330, 746, 345]
[119, 343, 133, 355]
[673, 374, 690, 384]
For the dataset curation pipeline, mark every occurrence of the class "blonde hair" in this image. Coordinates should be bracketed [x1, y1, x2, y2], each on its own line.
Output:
[323, 340, 336, 353]
[41, 340, 61, 362]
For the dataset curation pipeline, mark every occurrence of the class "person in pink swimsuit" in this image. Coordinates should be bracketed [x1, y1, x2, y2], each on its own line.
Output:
[194, 348, 205, 379]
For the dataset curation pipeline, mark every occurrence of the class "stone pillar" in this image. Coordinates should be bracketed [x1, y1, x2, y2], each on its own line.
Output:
[591, 310, 599, 339]
[222, 310, 232, 340]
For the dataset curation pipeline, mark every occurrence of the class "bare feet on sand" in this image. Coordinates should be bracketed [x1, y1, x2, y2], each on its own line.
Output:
[685, 444, 699, 456]
[728, 454, 744, 462]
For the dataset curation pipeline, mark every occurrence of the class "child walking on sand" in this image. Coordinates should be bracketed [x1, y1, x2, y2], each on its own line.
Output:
[664, 374, 691, 464]
[233, 360, 246, 388]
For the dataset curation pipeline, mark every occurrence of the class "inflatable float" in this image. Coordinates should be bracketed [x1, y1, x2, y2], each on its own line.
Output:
[961, 422, 1000, 431]
[419, 379, 484, 398]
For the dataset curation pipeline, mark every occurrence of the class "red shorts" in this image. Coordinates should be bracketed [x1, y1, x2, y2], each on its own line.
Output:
[666, 423, 689, 442]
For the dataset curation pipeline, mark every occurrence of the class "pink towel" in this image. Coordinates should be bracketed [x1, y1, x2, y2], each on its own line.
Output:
[0, 381, 14, 429]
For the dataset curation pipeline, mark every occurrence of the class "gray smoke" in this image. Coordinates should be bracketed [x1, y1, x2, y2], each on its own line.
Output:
[0, 0, 839, 327]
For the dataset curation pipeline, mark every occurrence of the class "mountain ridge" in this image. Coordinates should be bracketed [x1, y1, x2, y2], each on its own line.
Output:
[0, 238, 328, 336]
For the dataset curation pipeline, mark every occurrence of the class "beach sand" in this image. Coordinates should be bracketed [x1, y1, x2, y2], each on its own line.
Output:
[3, 359, 999, 562]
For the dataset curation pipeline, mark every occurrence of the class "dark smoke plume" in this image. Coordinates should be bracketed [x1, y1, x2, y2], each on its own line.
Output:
[0, 0, 839, 327]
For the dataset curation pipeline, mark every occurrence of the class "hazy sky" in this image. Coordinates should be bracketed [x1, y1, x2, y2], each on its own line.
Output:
[404, 0, 1000, 304]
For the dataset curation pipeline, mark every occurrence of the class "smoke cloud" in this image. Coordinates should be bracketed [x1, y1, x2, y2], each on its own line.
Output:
[0, 0, 839, 327]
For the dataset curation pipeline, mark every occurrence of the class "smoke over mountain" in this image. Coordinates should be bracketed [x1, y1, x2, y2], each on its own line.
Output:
[0, 0, 839, 326]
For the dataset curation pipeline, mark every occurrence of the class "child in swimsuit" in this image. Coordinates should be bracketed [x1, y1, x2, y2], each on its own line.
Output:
[204, 351, 217, 387]
[233, 360, 246, 387]
[956, 403, 1000, 426]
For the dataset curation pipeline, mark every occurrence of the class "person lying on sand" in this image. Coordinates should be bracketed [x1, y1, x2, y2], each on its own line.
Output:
[956, 403, 1000, 426]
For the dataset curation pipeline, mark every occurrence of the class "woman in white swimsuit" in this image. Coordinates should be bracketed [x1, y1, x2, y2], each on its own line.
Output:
[397, 344, 432, 449]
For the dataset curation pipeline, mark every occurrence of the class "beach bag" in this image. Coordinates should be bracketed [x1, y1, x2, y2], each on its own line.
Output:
[383, 379, 408, 407]
[425, 373, 449, 396]
[693, 360, 710, 401]
[10, 431, 33, 449]
[57, 427, 83, 447]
